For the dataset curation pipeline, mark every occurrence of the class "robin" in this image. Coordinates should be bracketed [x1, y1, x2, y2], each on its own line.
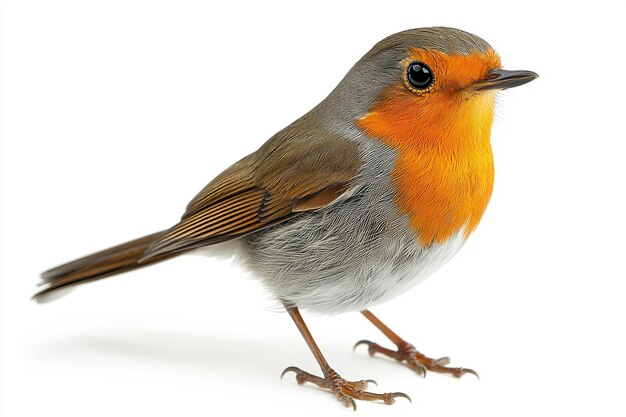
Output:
[35, 27, 537, 409]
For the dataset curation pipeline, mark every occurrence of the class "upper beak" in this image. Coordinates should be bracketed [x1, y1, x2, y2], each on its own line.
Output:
[473, 69, 538, 91]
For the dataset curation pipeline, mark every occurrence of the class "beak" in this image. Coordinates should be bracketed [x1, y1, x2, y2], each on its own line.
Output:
[473, 69, 538, 91]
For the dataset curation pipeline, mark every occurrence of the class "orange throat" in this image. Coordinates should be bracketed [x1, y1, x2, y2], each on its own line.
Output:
[358, 90, 497, 246]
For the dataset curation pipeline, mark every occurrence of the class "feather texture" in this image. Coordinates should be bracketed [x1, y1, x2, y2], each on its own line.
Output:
[141, 127, 361, 261]
[35, 124, 362, 301]
[34, 231, 169, 302]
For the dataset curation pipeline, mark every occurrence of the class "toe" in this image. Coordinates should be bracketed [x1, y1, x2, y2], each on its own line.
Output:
[337, 394, 357, 411]
[349, 378, 377, 390]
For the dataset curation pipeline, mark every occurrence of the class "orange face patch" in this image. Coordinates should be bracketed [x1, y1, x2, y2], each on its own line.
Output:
[358, 49, 501, 246]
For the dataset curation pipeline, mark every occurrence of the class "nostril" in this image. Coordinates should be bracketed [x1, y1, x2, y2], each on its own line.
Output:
[485, 69, 501, 80]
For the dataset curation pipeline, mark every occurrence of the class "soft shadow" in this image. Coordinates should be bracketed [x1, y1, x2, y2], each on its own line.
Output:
[32, 328, 300, 379]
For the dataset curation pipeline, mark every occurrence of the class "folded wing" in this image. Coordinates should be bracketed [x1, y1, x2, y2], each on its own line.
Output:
[141, 129, 362, 261]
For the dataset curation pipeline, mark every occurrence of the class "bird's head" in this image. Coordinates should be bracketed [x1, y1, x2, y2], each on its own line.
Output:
[322, 27, 537, 151]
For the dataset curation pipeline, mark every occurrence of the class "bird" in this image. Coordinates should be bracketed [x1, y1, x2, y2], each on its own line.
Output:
[34, 26, 537, 410]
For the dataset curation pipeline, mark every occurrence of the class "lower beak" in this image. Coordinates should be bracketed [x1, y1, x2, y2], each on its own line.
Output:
[473, 69, 538, 91]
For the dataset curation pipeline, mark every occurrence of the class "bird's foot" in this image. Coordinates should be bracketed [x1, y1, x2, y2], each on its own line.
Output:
[281, 366, 411, 410]
[354, 340, 478, 379]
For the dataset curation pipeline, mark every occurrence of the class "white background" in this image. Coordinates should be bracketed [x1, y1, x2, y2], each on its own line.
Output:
[2, 1, 625, 416]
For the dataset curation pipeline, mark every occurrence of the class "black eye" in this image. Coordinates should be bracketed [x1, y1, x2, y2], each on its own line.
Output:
[406, 62, 434, 90]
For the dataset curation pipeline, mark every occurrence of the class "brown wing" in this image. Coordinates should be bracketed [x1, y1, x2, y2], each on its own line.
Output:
[140, 128, 362, 261]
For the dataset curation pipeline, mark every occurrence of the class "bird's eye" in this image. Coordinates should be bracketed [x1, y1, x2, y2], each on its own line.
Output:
[406, 62, 434, 90]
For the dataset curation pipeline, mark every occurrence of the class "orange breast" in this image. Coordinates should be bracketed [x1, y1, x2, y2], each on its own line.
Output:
[358, 89, 496, 246]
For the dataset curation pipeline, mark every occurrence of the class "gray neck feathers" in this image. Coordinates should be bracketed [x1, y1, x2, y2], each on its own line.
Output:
[288, 27, 493, 137]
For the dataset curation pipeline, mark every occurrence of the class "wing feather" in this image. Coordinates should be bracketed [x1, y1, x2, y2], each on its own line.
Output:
[140, 128, 362, 261]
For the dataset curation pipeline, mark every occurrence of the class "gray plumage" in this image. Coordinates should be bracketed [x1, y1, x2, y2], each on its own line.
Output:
[34, 27, 493, 312]
[239, 135, 466, 314]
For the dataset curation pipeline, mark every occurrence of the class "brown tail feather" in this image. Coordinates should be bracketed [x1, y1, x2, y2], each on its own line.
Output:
[34, 231, 177, 303]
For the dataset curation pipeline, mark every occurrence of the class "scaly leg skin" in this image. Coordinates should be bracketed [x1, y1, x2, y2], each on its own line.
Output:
[281, 366, 410, 410]
[282, 304, 411, 410]
[355, 310, 479, 379]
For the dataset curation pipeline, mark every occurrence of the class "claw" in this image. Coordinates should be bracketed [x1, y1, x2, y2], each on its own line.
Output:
[385, 392, 412, 404]
[406, 360, 427, 378]
[363, 379, 377, 387]
[460, 368, 480, 380]
[348, 397, 357, 411]
[350, 378, 377, 390]
[394, 392, 412, 403]
[280, 366, 301, 380]
[353, 339, 374, 353]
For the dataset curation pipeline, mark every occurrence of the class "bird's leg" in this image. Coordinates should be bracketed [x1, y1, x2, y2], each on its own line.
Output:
[281, 304, 410, 410]
[355, 309, 478, 378]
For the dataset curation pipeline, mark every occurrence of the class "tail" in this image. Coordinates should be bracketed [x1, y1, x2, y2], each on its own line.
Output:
[34, 231, 177, 303]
